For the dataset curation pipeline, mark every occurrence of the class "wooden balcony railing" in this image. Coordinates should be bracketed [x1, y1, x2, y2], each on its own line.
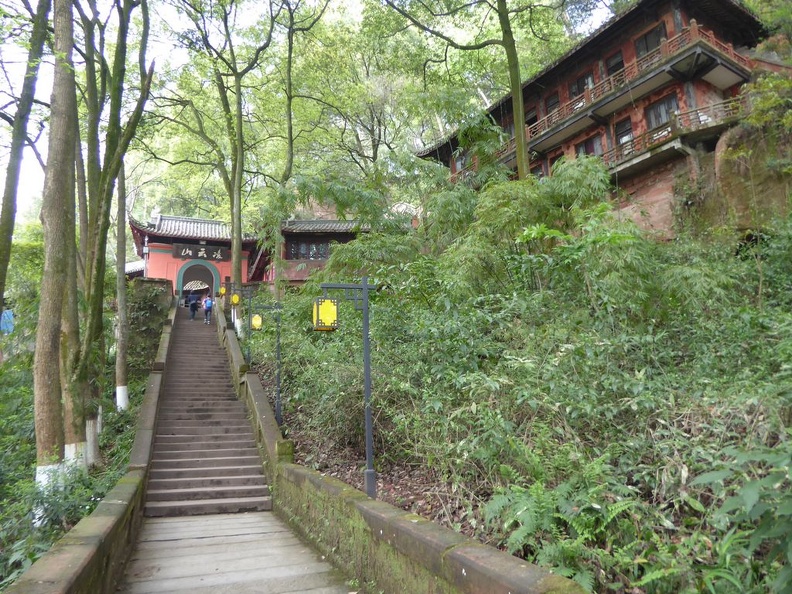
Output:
[601, 124, 673, 167]
[525, 20, 752, 142]
[602, 97, 744, 167]
[450, 21, 752, 183]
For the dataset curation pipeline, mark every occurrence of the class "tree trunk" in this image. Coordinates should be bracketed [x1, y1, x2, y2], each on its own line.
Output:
[61, 184, 87, 469]
[71, 0, 152, 457]
[0, 0, 51, 313]
[497, 0, 528, 180]
[232, 73, 244, 289]
[116, 161, 129, 410]
[280, 24, 295, 184]
[34, 0, 77, 479]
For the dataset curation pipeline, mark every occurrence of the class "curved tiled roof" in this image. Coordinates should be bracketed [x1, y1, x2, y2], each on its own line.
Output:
[280, 220, 367, 233]
[125, 260, 145, 274]
[129, 214, 257, 242]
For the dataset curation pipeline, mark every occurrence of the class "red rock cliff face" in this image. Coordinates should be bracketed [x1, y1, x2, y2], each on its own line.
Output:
[678, 126, 792, 232]
[617, 161, 679, 238]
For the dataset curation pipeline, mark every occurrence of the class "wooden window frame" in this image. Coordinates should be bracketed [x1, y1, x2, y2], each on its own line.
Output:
[635, 22, 667, 58]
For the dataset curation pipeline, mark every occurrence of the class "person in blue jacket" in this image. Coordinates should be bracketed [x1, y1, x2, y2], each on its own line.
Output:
[203, 295, 214, 324]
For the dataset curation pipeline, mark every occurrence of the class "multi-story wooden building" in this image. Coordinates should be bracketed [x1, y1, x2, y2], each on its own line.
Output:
[418, 0, 769, 232]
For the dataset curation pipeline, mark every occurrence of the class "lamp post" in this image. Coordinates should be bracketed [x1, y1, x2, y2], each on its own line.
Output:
[313, 276, 377, 499]
[222, 282, 256, 361]
[252, 303, 283, 425]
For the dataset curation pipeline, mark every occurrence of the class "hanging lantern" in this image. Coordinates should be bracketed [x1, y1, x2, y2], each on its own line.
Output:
[219, 286, 227, 296]
[231, 293, 241, 306]
[251, 313, 263, 331]
[313, 297, 339, 331]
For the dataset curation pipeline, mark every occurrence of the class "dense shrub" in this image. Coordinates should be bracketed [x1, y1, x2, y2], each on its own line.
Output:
[254, 158, 791, 593]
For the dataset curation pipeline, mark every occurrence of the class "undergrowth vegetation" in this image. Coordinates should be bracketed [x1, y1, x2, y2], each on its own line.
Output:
[0, 280, 168, 589]
[251, 156, 791, 593]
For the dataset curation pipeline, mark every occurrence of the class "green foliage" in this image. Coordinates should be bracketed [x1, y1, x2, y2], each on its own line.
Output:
[743, 74, 792, 147]
[267, 156, 792, 592]
[0, 373, 149, 589]
[0, 278, 164, 588]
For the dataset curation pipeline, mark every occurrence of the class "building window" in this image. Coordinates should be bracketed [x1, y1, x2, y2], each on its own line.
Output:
[569, 72, 594, 98]
[453, 150, 471, 172]
[530, 163, 545, 178]
[545, 92, 560, 115]
[606, 51, 624, 76]
[525, 108, 537, 126]
[635, 23, 667, 58]
[575, 134, 603, 157]
[645, 93, 678, 129]
[286, 240, 330, 260]
[615, 118, 633, 145]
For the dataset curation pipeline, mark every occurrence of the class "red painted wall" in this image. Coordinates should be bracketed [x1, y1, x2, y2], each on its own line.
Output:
[146, 242, 249, 295]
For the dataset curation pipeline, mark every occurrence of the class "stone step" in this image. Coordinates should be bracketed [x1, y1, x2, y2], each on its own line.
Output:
[159, 397, 241, 404]
[157, 411, 245, 419]
[146, 483, 270, 502]
[158, 404, 243, 412]
[155, 425, 250, 436]
[154, 436, 256, 454]
[160, 393, 236, 400]
[163, 385, 235, 392]
[157, 410, 246, 417]
[149, 465, 263, 480]
[154, 433, 253, 445]
[158, 397, 238, 404]
[144, 495, 272, 517]
[155, 419, 249, 429]
[147, 474, 265, 491]
[151, 447, 259, 460]
[150, 455, 262, 470]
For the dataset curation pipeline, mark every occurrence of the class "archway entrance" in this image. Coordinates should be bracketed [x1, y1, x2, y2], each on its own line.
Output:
[180, 263, 215, 304]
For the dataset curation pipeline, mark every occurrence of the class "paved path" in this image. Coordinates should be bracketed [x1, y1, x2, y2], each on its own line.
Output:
[118, 306, 350, 594]
[119, 512, 349, 593]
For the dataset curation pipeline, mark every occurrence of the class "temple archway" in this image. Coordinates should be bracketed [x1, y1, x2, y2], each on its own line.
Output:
[177, 261, 219, 302]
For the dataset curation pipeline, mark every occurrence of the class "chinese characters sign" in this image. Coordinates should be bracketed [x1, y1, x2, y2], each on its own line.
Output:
[173, 243, 230, 261]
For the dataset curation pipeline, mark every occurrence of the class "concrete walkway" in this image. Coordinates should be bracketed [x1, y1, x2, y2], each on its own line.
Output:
[118, 307, 349, 594]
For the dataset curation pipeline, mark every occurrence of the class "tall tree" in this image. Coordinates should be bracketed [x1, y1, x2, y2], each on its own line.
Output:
[277, 0, 329, 184]
[0, 0, 51, 314]
[115, 161, 130, 410]
[165, 0, 279, 287]
[291, 17, 427, 180]
[33, 0, 76, 483]
[66, 0, 153, 464]
[383, 0, 582, 179]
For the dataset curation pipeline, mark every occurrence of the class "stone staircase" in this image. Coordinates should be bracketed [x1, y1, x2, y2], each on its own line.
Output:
[144, 307, 271, 517]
